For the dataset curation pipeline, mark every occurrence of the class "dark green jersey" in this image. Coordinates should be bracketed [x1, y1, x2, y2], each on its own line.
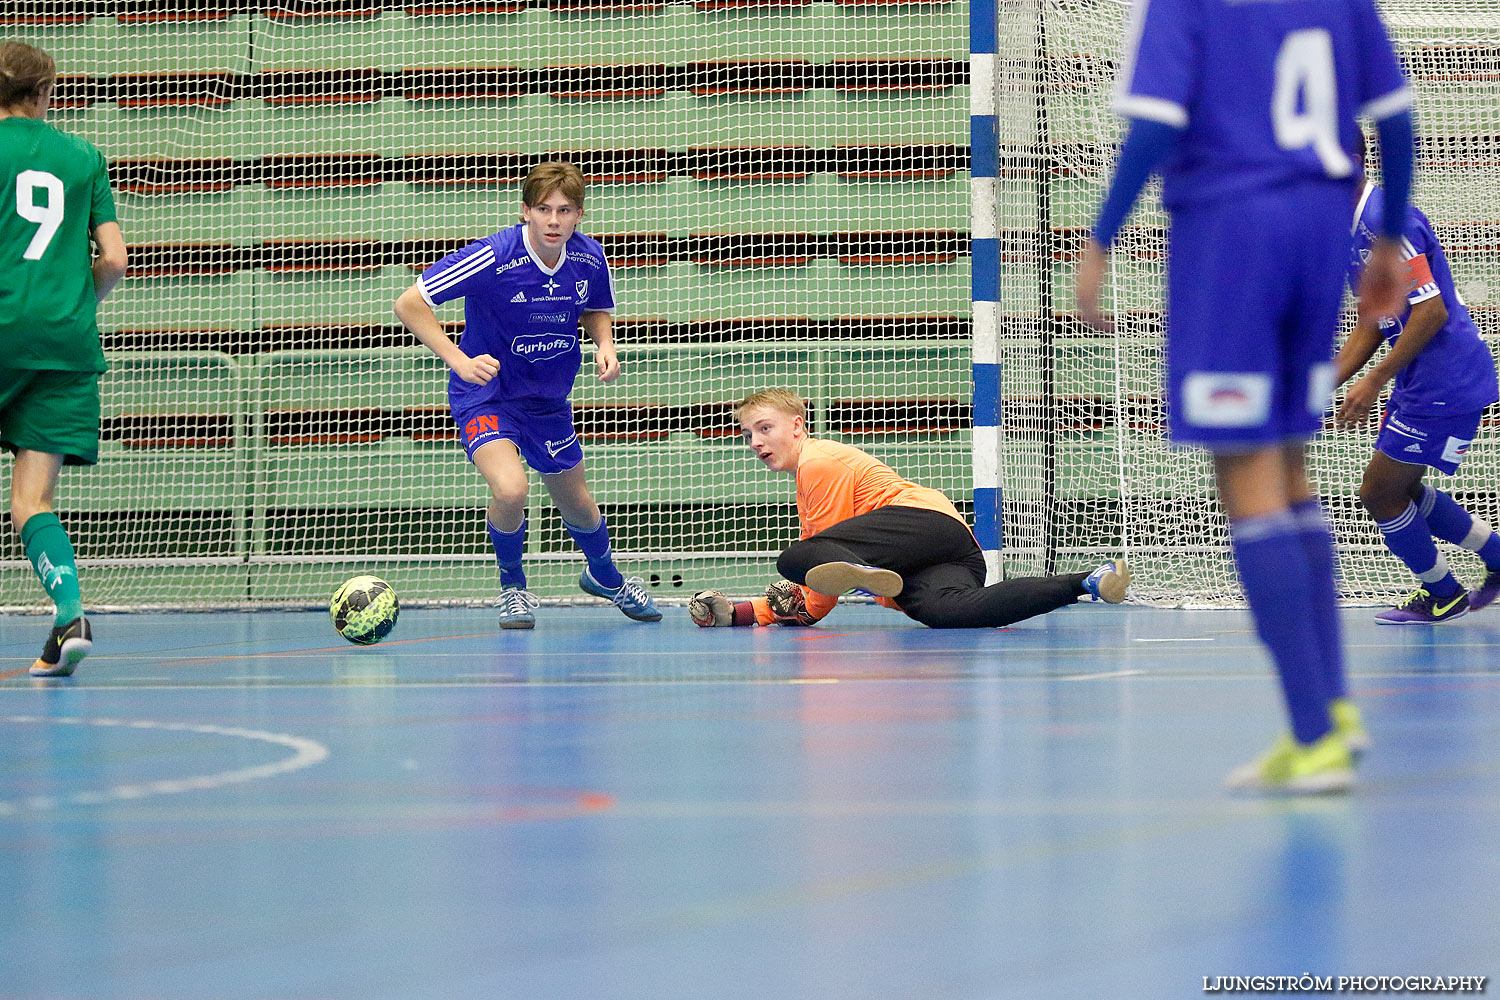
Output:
[0, 117, 117, 372]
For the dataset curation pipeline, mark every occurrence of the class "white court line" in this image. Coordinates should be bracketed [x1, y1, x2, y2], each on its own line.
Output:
[0, 716, 329, 816]
[1134, 637, 1216, 643]
[1061, 669, 1147, 682]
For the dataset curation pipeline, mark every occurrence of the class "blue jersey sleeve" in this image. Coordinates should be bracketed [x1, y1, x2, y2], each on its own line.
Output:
[585, 258, 615, 312]
[1400, 211, 1442, 306]
[1350, 0, 1411, 118]
[1113, 0, 1199, 127]
[419, 238, 497, 307]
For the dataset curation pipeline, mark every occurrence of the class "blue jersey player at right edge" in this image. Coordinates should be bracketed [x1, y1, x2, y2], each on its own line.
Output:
[1335, 136, 1500, 625]
[1075, 0, 1417, 794]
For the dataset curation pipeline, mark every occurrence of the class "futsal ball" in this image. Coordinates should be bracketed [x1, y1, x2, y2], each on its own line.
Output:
[330, 575, 399, 645]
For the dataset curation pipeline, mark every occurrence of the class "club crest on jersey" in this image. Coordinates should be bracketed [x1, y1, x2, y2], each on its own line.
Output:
[511, 332, 577, 359]
[575, 280, 588, 302]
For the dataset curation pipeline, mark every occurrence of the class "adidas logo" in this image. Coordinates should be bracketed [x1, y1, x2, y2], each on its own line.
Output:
[510, 291, 526, 302]
[1405, 443, 1423, 453]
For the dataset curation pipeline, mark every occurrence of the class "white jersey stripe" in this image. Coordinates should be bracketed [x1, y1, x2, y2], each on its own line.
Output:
[1113, 94, 1188, 127]
[424, 246, 495, 296]
[428, 243, 495, 287]
[1113, 0, 1151, 109]
[423, 245, 496, 297]
[1361, 85, 1413, 122]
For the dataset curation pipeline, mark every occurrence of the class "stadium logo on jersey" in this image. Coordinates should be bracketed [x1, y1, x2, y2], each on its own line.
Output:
[575, 280, 588, 302]
[510, 291, 526, 302]
[511, 332, 576, 359]
[546, 432, 578, 458]
[494, 257, 529, 275]
[1181, 372, 1271, 429]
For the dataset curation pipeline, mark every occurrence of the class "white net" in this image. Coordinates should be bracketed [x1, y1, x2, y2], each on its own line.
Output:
[997, 0, 1500, 606]
[0, 0, 971, 610]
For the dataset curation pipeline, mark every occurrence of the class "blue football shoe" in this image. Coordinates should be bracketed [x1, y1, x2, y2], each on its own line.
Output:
[1081, 559, 1131, 603]
[496, 587, 538, 629]
[580, 568, 662, 622]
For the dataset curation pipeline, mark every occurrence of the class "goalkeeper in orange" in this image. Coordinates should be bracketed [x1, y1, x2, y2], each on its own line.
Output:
[690, 390, 1131, 628]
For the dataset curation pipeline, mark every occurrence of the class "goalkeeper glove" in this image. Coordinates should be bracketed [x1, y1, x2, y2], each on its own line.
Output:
[765, 580, 817, 626]
[689, 590, 734, 627]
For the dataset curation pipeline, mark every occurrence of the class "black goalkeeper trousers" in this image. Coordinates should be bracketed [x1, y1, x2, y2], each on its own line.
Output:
[776, 506, 1089, 629]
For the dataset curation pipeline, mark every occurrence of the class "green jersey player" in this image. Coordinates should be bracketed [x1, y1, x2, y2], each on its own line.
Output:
[0, 41, 127, 677]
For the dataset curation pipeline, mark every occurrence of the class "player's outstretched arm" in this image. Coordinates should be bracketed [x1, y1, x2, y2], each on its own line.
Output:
[1336, 296, 1447, 428]
[583, 311, 620, 382]
[394, 283, 498, 385]
[765, 580, 820, 626]
[1076, 239, 1113, 332]
[91, 222, 127, 302]
[1332, 316, 1385, 390]
[1078, 118, 1181, 331]
[689, 590, 756, 627]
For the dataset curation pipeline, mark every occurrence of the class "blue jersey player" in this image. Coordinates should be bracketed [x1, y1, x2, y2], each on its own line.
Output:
[1075, 0, 1416, 793]
[1335, 155, 1500, 624]
[393, 161, 660, 628]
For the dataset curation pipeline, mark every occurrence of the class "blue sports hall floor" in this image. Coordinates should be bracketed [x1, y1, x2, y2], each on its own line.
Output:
[2, 601, 1498, 1000]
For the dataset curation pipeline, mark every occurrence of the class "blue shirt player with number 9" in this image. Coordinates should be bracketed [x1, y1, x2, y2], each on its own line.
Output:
[1074, 0, 1415, 794]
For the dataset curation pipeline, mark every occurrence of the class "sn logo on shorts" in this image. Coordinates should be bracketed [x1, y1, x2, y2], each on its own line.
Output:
[464, 414, 500, 445]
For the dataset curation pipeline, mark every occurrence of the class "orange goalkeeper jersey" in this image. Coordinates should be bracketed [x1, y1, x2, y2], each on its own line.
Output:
[752, 437, 971, 624]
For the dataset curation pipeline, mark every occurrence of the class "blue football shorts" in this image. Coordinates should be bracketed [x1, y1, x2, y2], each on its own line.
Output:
[453, 396, 583, 475]
[1375, 403, 1484, 476]
[1164, 181, 1350, 451]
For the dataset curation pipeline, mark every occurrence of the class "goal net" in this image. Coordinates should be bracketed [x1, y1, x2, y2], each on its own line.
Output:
[996, 0, 1500, 607]
[0, 0, 970, 610]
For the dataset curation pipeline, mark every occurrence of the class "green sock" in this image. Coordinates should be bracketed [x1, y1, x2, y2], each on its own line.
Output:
[21, 512, 83, 626]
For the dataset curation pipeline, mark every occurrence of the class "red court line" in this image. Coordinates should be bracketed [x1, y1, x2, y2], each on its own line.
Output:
[0, 666, 33, 680]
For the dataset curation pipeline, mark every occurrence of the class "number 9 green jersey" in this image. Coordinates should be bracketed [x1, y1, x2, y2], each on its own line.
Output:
[0, 117, 117, 373]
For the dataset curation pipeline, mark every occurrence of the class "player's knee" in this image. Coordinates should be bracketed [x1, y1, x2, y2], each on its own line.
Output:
[776, 545, 812, 585]
[899, 593, 958, 629]
[489, 480, 529, 513]
[1357, 475, 1407, 520]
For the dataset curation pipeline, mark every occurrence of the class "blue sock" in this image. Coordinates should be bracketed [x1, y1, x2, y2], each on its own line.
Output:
[1376, 501, 1461, 597]
[488, 517, 527, 590]
[1291, 499, 1346, 702]
[1421, 485, 1500, 571]
[1230, 511, 1332, 745]
[567, 516, 624, 589]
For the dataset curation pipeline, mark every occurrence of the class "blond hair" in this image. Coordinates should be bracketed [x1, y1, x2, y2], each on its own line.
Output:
[522, 160, 585, 209]
[0, 40, 55, 107]
[736, 389, 806, 423]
